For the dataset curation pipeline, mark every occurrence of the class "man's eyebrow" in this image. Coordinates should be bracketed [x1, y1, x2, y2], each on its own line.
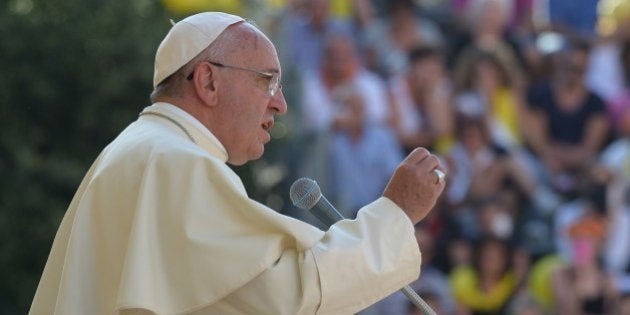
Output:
[262, 68, 280, 75]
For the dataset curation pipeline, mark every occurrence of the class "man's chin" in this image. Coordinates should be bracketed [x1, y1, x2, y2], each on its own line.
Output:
[228, 148, 265, 166]
[252, 147, 265, 161]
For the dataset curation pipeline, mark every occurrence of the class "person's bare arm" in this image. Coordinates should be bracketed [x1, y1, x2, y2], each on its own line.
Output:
[524, 108, 551, 158]
[560, 113, 609, 168]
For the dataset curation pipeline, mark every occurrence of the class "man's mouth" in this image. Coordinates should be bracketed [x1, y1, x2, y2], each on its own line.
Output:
[261, 119, 274, 131]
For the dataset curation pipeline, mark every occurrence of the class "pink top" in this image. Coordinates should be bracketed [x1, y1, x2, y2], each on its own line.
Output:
[607, 89, 630, 129]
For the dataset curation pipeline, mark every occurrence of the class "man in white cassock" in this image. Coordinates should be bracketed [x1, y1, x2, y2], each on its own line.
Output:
[29, 12, 446, 315]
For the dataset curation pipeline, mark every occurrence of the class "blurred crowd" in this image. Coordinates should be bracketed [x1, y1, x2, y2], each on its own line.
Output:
[259, 0, 630, 314]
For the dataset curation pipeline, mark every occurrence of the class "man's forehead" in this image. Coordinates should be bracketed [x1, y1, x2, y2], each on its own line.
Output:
[229, 23, 280, 71]
[231, 22, 274, 52]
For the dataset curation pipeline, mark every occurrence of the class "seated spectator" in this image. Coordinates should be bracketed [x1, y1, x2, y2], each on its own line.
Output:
[551, 210, 620, 315]
[446, 115, 510, 207]
[450, 236, 519, 315]
[453, 47, 526, 150]
[452, 47, 561, 213]
[299, 34, 402, 218]
[526, 37, 610, 197]
[553, 167, 610, 263]
[388, 45, 454, 154]
[445, 114, 547, 227]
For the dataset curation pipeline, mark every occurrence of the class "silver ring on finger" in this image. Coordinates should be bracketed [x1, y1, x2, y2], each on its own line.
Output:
[433, 169, 445, 185]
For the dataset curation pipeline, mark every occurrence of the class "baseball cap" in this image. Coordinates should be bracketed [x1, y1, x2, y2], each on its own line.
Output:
[153, 12, 244, 88]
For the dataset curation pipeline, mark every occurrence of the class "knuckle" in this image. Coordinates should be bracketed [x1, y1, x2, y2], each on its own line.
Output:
[426, 154, 439, 164]
[400, 162, 415, 172]
[414, 147, 430, 156]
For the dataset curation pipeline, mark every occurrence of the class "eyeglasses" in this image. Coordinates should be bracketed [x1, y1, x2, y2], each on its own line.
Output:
[187, 61, 282, 97]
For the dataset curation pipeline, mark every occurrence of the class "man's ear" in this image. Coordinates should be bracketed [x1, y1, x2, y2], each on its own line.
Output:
[192, 61, 218, 107]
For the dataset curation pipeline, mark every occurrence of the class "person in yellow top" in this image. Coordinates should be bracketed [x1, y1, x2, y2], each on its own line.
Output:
[29, 11, 446, 315]
[453, 47, 526, 150]
[450, 237, 518, 314]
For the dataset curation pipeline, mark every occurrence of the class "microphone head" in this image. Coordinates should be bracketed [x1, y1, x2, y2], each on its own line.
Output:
[289, 177, 322, 210]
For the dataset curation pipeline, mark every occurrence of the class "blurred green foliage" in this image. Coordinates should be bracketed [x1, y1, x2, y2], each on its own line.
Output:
[0, 0, 174, 312]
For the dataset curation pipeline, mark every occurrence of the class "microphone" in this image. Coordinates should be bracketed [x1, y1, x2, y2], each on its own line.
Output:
[289, 178, 436, 315]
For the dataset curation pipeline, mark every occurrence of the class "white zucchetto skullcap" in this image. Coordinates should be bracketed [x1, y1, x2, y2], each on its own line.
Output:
[153, 12, 244, 88]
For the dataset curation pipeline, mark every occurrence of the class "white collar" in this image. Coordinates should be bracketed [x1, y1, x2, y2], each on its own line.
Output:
[140, 102, 229, 162]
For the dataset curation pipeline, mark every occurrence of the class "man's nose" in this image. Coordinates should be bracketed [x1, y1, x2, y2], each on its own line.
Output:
[270, 89, 288, 115]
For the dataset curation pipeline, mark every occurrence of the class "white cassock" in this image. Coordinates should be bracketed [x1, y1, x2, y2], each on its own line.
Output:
[30, 102, 421, 315]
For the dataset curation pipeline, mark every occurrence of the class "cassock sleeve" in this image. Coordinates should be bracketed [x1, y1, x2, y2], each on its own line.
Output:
[184, 198, 421, 315]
